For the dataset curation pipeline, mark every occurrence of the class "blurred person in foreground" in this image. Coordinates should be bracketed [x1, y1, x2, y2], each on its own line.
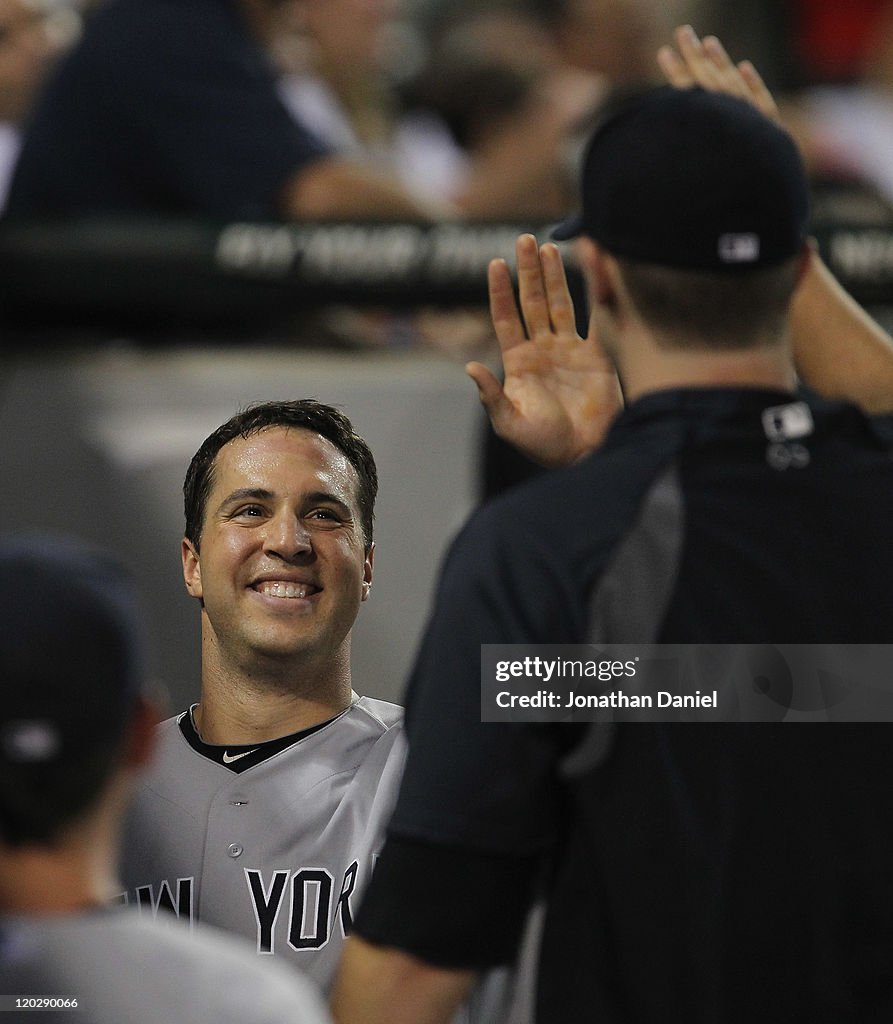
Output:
[330, 27, 893, 1024]
[0, 532, 332, 1024]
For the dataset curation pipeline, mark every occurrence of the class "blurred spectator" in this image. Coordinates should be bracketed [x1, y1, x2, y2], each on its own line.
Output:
[272, 0, 467, 214]
[402, 3, 602, 220]
[274, 0, 600, 221]
[0, 0, 69, 211]
[4, 0, 451, 223]
[524, 0, 692, 86]
[265, 0, 602, 352]
[3, 0, 615, 225]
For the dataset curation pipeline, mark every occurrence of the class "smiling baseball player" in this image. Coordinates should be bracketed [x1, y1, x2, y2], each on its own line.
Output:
[118, 399, 405, 992]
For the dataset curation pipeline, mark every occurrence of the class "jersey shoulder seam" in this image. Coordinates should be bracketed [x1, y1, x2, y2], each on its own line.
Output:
[349, 695, 404, 732]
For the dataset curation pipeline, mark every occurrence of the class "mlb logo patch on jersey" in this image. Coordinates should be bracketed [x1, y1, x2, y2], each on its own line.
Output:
[761, 402, 814, 442]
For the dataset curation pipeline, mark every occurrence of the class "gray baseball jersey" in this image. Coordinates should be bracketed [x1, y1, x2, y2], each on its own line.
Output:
[0, 908, 331, 1024]
[119, 694, 405, 992]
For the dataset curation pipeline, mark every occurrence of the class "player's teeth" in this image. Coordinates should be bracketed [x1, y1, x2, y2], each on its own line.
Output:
[260, 582, 308, 598]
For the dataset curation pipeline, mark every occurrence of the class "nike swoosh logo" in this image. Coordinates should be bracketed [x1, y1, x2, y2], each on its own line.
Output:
[222, 749, 257, 764]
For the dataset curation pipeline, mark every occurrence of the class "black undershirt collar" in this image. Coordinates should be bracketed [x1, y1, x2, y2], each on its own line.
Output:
[178, 705, 335, 773]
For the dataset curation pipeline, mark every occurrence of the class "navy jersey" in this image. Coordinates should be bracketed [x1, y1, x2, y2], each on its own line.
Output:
[357, 388, 893, 1023]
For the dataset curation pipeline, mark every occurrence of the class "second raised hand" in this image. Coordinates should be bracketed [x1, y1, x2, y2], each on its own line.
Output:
[466, 233, 622, 469]
[656, 24, 780, 124]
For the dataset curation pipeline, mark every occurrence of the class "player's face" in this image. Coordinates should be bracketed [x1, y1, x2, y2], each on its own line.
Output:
[181, 426, 373, 671]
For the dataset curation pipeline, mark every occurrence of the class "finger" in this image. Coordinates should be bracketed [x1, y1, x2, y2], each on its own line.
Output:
[674, 24, 724, 91]
[737, 60, 780, 122]
[488, 257, 527, 353]
[702, 36, 750, 100]
[539, 243, 578, 336]
[465, 361, 514, 427]
[656, 44, 695, 88]
[515, 232, 552, 337]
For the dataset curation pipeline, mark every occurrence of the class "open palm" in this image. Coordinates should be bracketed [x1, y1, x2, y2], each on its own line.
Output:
[467, 234, 623, 468]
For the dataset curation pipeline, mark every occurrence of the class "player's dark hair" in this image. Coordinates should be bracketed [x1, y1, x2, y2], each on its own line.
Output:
[615, 255, 800, 350]
[183, 399, 378, 550]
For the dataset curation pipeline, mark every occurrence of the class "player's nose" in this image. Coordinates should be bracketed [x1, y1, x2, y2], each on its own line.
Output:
[263, 510, 313, 561]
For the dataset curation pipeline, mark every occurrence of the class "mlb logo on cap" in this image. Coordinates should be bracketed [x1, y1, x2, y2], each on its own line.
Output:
[551, 85, 810, 272]
[718, 233, 760, 264]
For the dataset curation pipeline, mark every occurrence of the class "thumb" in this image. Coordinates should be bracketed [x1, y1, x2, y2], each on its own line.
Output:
[465, 362, 512, 422]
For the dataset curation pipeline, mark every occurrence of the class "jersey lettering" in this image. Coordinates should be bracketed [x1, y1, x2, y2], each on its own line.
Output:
[288, 869, 333, 951]
[336, 861, 358, 936]
[245, 869, 289, 954]
[243, 862, 369, 954]
[134, 878, 194, 925]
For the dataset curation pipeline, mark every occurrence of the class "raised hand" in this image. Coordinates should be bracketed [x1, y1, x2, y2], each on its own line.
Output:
[466, 233, 622, 468]
[657, 24, 780, 124]
[656, 25, 893, 417]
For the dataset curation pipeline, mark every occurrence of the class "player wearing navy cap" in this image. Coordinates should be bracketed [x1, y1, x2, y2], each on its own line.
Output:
[331, 29, 893, 1024]
[0, 533, 332, 1024]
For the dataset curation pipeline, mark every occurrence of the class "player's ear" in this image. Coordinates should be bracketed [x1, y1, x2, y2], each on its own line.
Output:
[585, 240, 620, 308]
[181, 537, 203, 599]
[361, 542, 375, 601]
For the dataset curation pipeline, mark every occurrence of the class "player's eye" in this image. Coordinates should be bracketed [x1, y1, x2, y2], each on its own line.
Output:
[232, 504, 266, 519]
[307, 508, 342, 525]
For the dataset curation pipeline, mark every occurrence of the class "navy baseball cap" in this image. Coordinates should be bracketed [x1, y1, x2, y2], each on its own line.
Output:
[551, 85, 810, 270]
[0, 533, 147, 767]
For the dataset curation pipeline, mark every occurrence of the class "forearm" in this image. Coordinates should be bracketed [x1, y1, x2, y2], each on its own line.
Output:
[791, 249, 893, 415]
[281, 157, 454, 221]
[330, 936, 476, 1024]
